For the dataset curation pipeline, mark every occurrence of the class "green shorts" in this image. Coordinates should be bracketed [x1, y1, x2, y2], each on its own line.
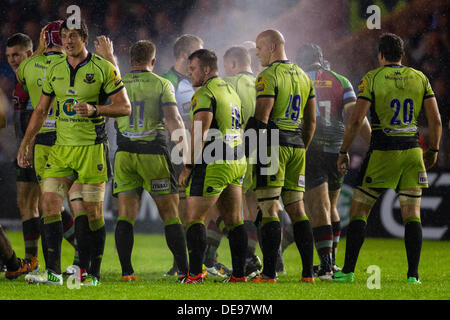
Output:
[113, 151, 177, 196]
[186, 159, 247, 197]
[358, 147, 428, 190]
[42, 144, 109, 184]
[34, 144, 53, 185]
[254, 145, 305, 192]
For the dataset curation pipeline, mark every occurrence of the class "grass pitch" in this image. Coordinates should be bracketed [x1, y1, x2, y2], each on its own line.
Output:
[1, 231, 449, 300]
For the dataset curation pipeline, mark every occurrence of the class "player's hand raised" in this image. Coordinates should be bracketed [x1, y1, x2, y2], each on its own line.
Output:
[95, 36, 116, 65]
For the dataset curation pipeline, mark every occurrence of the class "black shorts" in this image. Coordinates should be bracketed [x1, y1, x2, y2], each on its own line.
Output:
[305, 149, 343, 191]
[15, 159, 38, 183]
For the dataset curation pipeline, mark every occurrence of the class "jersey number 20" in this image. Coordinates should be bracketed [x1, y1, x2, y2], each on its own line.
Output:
[390, 98, 413, 125]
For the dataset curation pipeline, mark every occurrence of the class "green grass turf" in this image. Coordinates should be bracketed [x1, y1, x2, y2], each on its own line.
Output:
[1, 231, 449, 300]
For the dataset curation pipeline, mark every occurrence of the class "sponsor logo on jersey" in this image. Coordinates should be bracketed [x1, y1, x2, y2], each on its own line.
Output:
[110, 69, 122, 87]
[151, 178, 170, 191]
[313, 80, 332, 88]
[358, 79, 367, 94]
[255, 75, 266, 92]
[62, 98, 78, 116]
[84, 73, 95, 84]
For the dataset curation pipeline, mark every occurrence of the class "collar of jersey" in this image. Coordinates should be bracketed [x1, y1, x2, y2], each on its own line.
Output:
[238, 71, 254, 77]
[203, 75, 219, 85]
[131, 69, 150, 73]
[171, 66, 190, 81]
[384, 64, 404, 68]
[268, 59, 291, 67]
[44, 51, 64, 57]
[66, 52, 92, 71]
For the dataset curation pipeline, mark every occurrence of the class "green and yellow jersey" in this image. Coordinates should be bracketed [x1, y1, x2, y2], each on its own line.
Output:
[357, 64, 434, 150]
[162, 67, 195, 122]
[42, 53, 124, 146]
[190, 76, 243, 156]
[255, 60, 315, 147]
[115, 70, 177, 151]
[224, 71, 256, 127]
[17, 51, 66, 138]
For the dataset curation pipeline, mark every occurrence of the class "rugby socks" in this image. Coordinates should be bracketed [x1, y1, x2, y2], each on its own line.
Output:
[331, 221, 342, 266]
[244, 220, 258, 258]
[186, 221, 206, 276]
[228, 222, 247, 278]
[312, 225, 333, 271]
[164, 218, 188, 275]
[115, 218, 135, 275]
[40, 218, 49, 268]
[293, 217, 314, 277]
[42, 214, 63, 274]
[22, 217, 40, 259]
[260, 218, 281, 278]
[404, 218, 422, 280]
[74, 213, 91, 271]
[61, 209, 79, 265]
[342, 217, 367, 274]
[204, 220, 223, 267]
[88, 217, 106, 280]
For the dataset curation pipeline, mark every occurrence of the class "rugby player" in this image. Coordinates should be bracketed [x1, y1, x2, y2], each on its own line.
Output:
[5, 33, 40, 273]
[246, 30, 316, 283]
[162, 34, 203, 276]
[17, 19, 131, 285]
[333, 33, 442, 284]
[113, 40, 188, 282]
[179, 49, 248, 283]
[17, 21, 80, 274]
[295, 43, 371, 280]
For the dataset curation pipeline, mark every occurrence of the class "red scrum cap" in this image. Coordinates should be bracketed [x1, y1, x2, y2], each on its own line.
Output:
[44, 20, 63, 47]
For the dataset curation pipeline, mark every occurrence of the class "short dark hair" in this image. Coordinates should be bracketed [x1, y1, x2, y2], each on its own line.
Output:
[173, 34, 203, 59]
[60, 18, 89, 43]
[378, 33, 404, 62]
[6, 33, 33, 51]
[188, 49, 218, 72]
[130, 40, 156, 66]
[223, 46, 251, 68]
[296, 43, 323, 70]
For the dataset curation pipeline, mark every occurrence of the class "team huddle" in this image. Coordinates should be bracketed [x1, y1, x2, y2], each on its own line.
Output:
[0, 17, 441, 286]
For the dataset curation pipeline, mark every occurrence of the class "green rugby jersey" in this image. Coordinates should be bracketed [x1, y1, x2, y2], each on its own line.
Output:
[42, 53, 124, 146]
[190, 77, 243, 155]
[17, 51, 66, 136]
[116, 70, 177, 150]
[357, 64, 435, 150]
[255, 60, 315, 147]
[224, 72, 256, 126]
[162, 67, 195, 121]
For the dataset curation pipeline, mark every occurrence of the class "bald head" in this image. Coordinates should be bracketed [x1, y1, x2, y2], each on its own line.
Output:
[257, 29, 285, 46]
[255, 29, 287, 67]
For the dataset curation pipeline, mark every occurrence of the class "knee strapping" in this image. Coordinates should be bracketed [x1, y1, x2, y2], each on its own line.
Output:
[82, 184, 105, 202]
[281, 190, 303, 206]
[256, 187, 281, 218]
[398, 189, 422, 206]
[353, 187, 381, 207]
[42, 178, 69, 199]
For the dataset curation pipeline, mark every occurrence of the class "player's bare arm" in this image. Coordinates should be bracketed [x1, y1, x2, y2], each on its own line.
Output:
[302, 97, 316, 150]
[344, 101, 372, 144]
[254, 96, 274, 124]
[163, 104, 188, 160]
[338, 97, 371, 175]
[422, 96, 442, 170]
[178, 110, 212, 188]
[17, 93, 54, 168]
[74, 88, 131, 118]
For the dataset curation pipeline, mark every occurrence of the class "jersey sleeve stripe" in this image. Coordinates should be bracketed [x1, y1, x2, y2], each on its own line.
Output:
[42, 90, 55, 97]
[256, 94, 276, 98]
[105, 85, 125, 97]
[357, 96, 372, 102]
[424, 94, 435, 100]
[193, 107, 213, 114]
[161, 102, 178, 107]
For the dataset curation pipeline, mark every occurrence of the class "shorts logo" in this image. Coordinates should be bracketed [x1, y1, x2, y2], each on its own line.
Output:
[152, 178, 169, 191]
[84, 73, 95, 84]
[97, 164, 104, 172]
[62, 98, 78, 116]
[418, 172, 428, 185]
[298, 174, 305, 187]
